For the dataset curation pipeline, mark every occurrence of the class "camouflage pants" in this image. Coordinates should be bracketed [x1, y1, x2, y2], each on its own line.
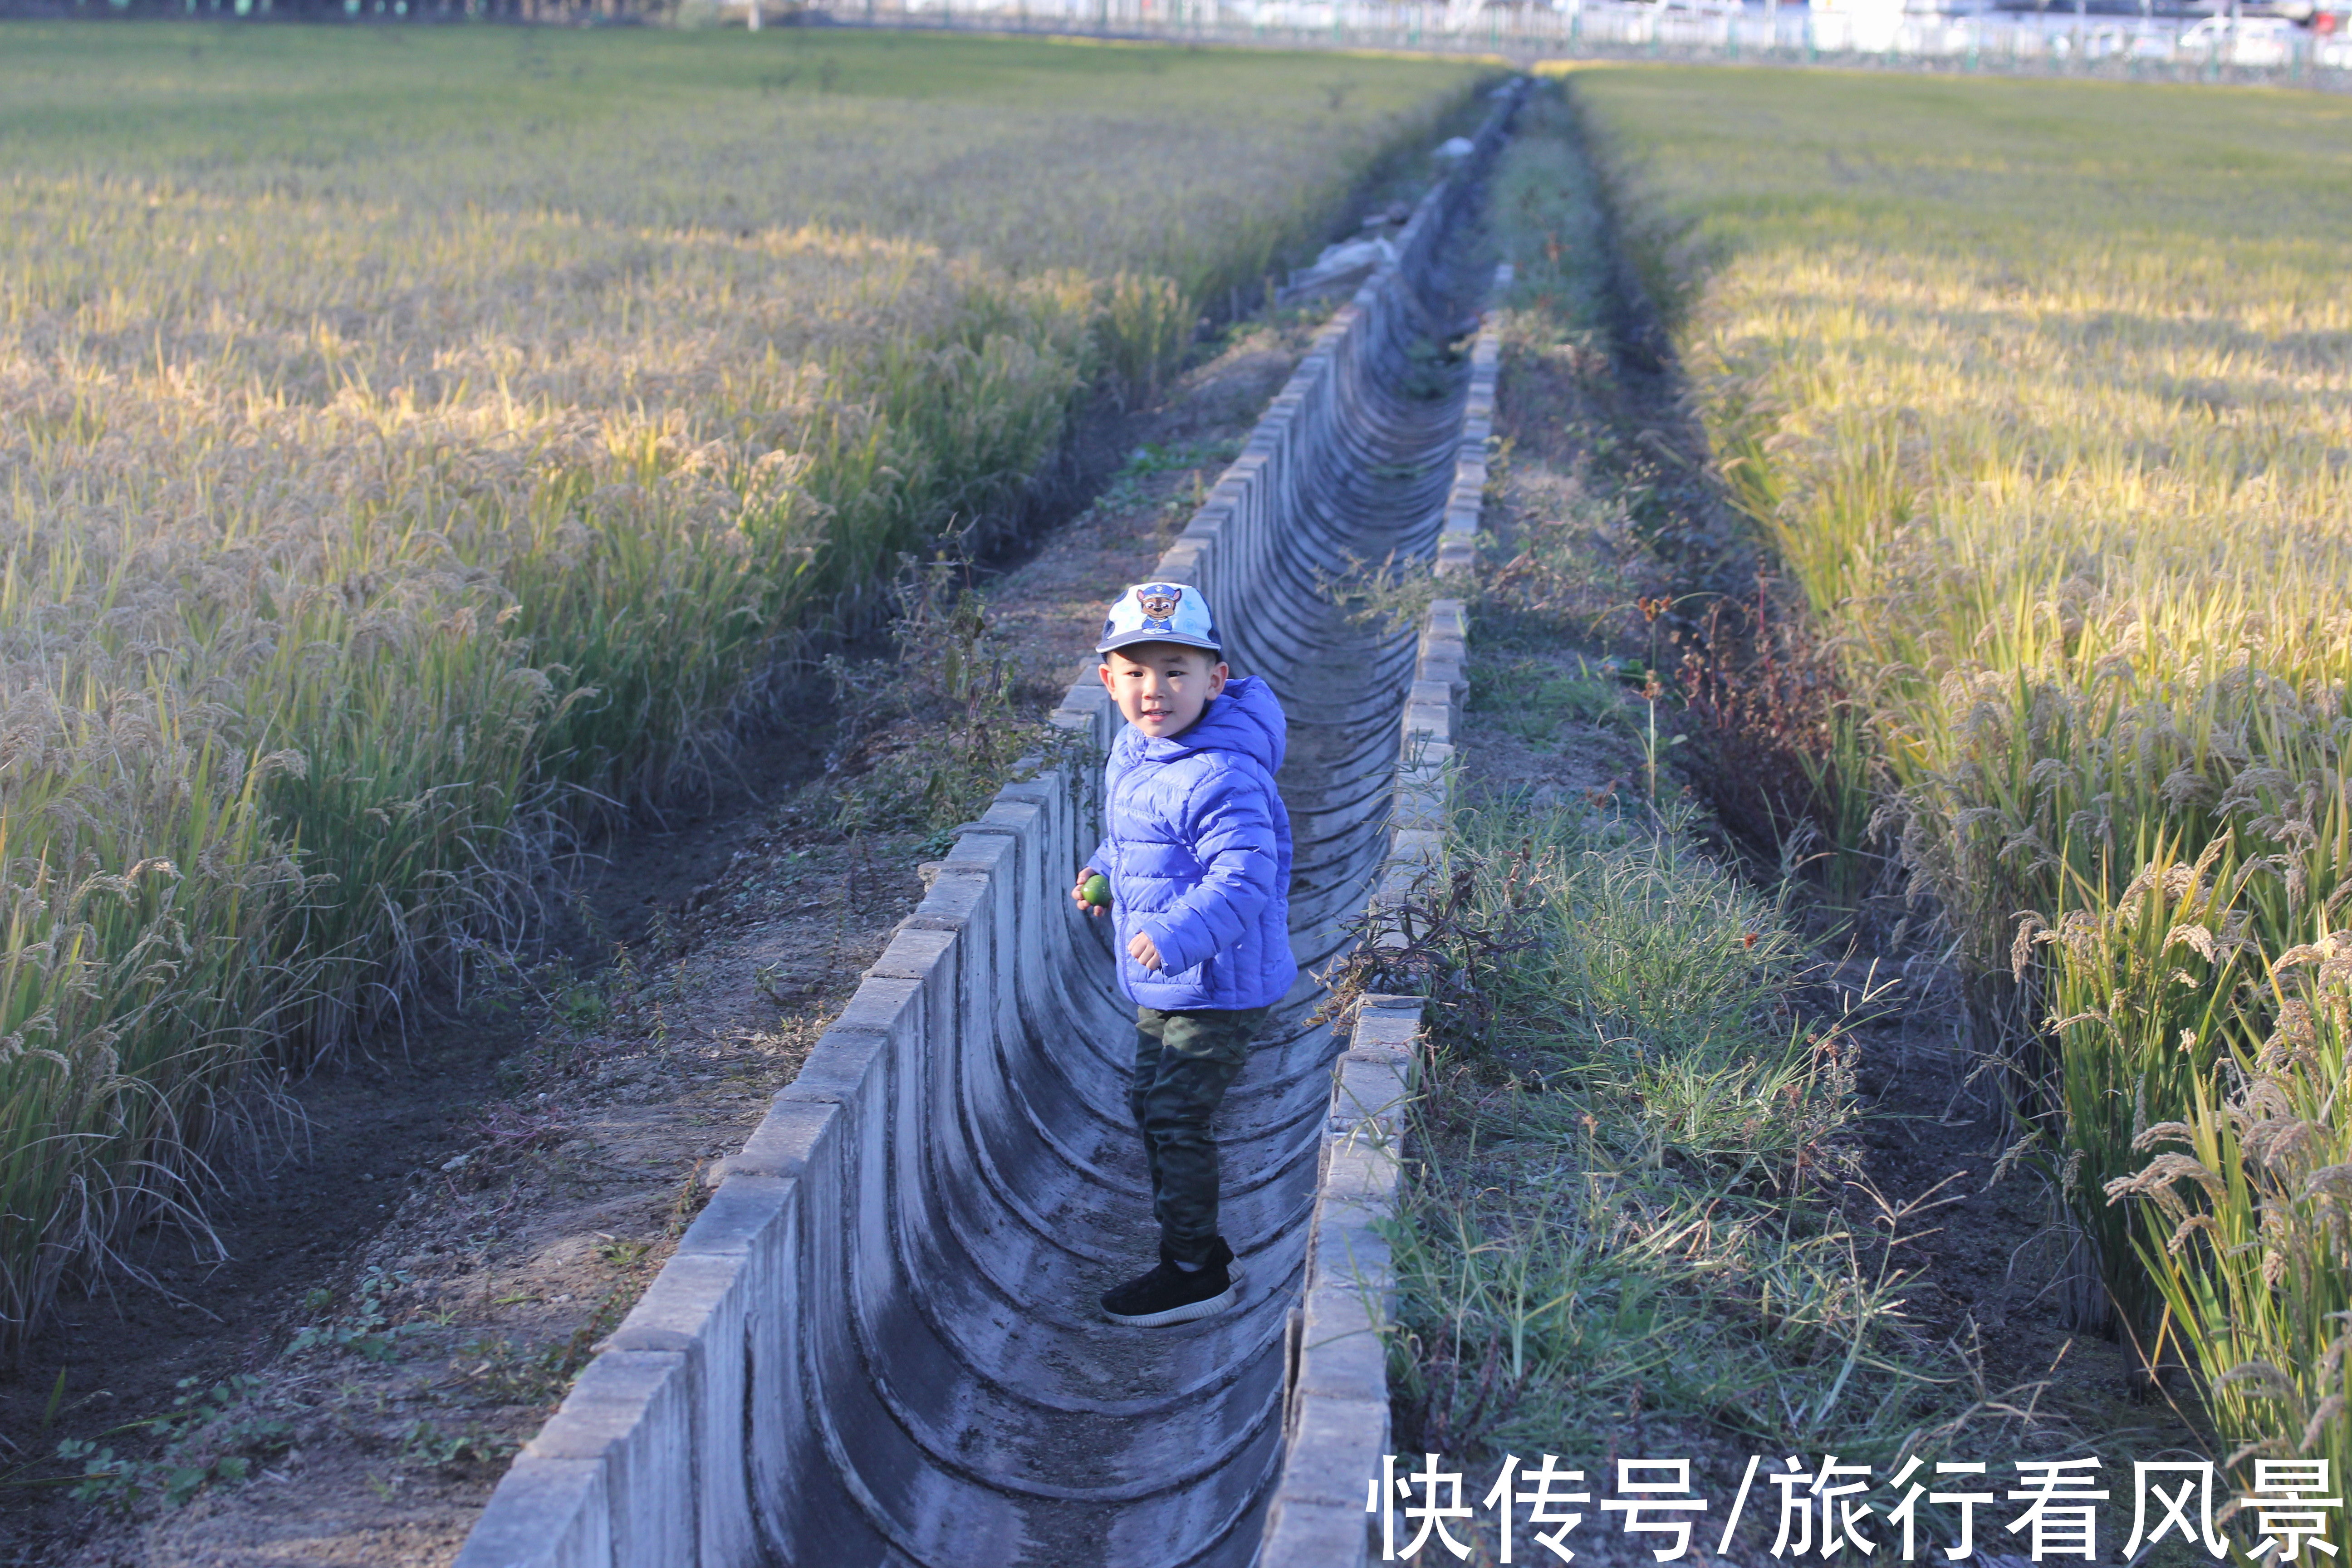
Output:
[1129, 1004, 1272, 1266]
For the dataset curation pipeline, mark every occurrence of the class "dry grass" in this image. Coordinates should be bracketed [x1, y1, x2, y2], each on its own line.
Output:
[1574, 64, 2352, 1509]
[0, 21, 1480, 1357]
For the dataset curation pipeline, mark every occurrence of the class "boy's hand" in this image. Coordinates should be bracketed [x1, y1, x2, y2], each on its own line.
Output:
[1073, 877, 1108, 918]
[1127, 930, 1163, 972]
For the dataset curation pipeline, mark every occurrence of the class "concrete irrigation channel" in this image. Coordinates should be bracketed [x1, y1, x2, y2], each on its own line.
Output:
[453, 82, 1520, 1568]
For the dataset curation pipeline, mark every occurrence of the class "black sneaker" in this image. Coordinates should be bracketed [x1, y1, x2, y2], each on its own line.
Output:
[1100, 1237, 1240, 1327]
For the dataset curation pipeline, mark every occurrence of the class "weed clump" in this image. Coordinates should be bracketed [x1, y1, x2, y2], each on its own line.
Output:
[813, 555, 1070, 854]
[49, 1376, 293, 1515]
[1384, 799, 1945, 1481]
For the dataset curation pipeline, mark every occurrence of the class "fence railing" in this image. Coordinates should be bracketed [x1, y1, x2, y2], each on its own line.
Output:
[26, 0, 2342, 87]
[827, 0, 2352, 88]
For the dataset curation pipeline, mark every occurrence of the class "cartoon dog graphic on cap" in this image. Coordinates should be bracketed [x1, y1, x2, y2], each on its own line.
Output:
[1134, 583, 1184, 634]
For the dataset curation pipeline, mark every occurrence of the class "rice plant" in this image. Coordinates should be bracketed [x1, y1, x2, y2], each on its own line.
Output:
[1570, 64, 2352, 1501]
[0, 23, 1482, 1358]
[2103, 951, 2352, 1514]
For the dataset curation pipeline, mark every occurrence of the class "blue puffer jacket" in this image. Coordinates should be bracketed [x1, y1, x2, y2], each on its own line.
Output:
[1083, 676, 1298, 1012]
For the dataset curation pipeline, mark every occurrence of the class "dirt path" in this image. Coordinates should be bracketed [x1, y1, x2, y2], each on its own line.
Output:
[0, 307, 1329, 1568]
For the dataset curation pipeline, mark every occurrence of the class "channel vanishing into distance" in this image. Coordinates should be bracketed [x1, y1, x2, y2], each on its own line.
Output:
[454, 85, 1518, 1568]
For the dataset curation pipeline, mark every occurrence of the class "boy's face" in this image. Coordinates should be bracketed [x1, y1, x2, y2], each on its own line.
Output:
[1099, 642, 1228, 740]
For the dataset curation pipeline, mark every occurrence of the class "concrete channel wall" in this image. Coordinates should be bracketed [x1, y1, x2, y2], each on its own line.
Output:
[453, 85, 1519, 1568]
[1255, 273, 1501, 1568]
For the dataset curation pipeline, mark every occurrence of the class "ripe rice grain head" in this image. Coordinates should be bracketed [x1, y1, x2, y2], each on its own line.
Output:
[1571, 65, 2352, 1489]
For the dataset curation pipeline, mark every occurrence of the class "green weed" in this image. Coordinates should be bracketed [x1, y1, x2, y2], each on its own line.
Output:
[286, 1267, 426, 1364]
[51, 1375, 292, 1514]
[1472, 658, 1632, 744]
[1389, 797, 1950, 1475]
[593, 1235, 651, 1267]
[1316, 549, 1454, 648]
[818, 555, 1056, 845]
[1093, 436, 1246, 516]
[397, 1419, 517, 1471]
[455, 1269, 650, 1411]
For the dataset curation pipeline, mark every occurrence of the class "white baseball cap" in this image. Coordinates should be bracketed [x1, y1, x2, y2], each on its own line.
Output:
[1097, 581, 1223, 657]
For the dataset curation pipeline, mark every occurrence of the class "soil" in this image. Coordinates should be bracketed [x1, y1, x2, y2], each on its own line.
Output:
[0, 305, 1331, 1568]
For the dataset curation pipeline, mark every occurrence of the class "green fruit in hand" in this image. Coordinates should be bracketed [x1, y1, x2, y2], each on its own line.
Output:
[1082, 873, 1112, 908]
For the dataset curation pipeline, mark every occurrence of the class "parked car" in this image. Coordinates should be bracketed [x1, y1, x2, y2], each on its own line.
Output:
[2045, 27, 2134, 59]
[2077, 24, 2132, 57]
[2175, 15, 2295, 63]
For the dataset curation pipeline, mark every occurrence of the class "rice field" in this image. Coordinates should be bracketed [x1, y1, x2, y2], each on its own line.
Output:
[1572, 65, 2352, 1500]
[0, 21, 1480, 1357]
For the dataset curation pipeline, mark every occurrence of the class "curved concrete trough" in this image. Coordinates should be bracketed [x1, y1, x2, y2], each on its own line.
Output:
[454, 83, 1519, 1568]
[1255, 265, 1502, 1568]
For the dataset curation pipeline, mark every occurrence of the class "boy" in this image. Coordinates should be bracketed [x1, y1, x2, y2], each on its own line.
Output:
[1073, 581, 1297, 1328]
